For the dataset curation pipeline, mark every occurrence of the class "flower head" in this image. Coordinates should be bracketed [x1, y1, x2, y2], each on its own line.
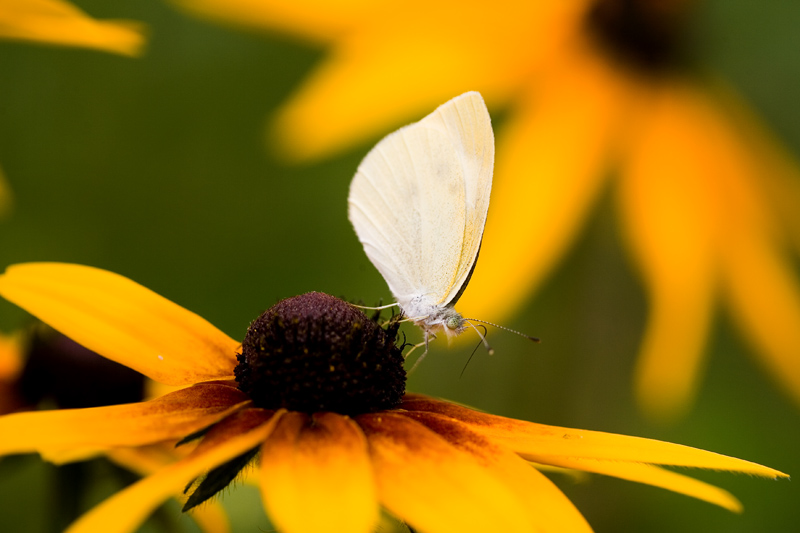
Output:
[171, 0, 800, 421]
[0, 262, 787, 533]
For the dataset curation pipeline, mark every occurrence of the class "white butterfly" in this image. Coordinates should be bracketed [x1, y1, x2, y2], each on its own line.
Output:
[348, 91, 493, 344]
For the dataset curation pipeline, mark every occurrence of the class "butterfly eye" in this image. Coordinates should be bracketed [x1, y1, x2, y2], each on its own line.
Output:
[445, 315, 464, 331]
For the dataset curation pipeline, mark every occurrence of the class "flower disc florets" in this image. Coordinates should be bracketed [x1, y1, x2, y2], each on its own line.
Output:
[235, 292, 405, 414]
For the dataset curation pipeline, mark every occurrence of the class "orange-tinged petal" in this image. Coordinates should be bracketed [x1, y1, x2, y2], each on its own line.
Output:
[0, 263, 239, 386]
[458, 43, 625, 322]
[260, 411, 378, 533]
[723, 230, 800, 408]
[0, 382, 248, 463]
[617, 83, 719, 421]
[402, 410, 593, 532]
[170, 0, 369, 43]
[357, 411, 533, 533]
[0, 0, 146, 56]
[0, 330, 24, 414]
[535, 457, 743, 512]
[401, 395, 787, 478]
[0, 329, 23, 381]
[66, 408, 282, 533]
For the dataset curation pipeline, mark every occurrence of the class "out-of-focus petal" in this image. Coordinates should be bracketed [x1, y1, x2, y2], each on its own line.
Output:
[538, 457, 742, 512]
[0, 165, 12, 218]
[170, 0, 368, 43]
[401, 395, 787, 478]
[182, 501, 230, 533]
[617, 82, 719, 421]
[105, 443, 188, 476]
[269, 2, 583, 162]
[65, 408, 282, 533]
[0, 0, 146, 56]
[459, 43, 627, 321]
[715, 81, 800, 255]
[107, 444, 231, 533]
[723, 231, 800, 408]
[0, 382, 249, 462]
[402, 410, 592, 532]
[0, 330, 24, 414]
[0, 330, 23, 381]
[357, 411, 533, 533]
[260, 411, 378, 533]
[0, 263, 240, 386]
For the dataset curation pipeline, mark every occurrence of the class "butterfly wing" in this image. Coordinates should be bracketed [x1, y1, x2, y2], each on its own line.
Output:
[348, 91, 494, 310]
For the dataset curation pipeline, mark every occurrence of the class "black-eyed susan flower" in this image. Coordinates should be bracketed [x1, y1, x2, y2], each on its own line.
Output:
[0, 0, 146, 57]
[170, 0, 800, 421]
[0, 262, 787, 533]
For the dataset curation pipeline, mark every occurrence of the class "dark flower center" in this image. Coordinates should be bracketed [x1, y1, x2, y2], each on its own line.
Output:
[235, 292, 406, 415]
[586, 0, 695, 73]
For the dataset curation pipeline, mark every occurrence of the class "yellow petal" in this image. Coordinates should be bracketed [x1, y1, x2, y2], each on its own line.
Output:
[183, 500, 231, 533]
[401, 395, 787, 478]
[0, 381, 249, 462]
[714, 81, 800, 255]
[723, 230, 800, 408]
[0, 263, 239, 386]
[0, 0, 146, 56]
[618, 82, 719, 421]
[357, 411, 533, 533]
[105, 443, 190, 476]
[66, 408, 282, 533]
[535, 457, 743, 513]
[458, 42, 625, 322]
[269, 2, 581, 162]
[170, 0, 369, 43]
[260, 411, 379, 533]
[402, 410, 593, 532]
[106, 444, 232, 533]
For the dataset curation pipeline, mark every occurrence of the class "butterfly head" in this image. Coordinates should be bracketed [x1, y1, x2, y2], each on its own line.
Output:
[406, 301, 467, 338]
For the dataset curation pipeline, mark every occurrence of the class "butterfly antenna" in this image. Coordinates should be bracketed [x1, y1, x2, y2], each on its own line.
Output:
[460, 324, 488, 378]
[463, 318, 540, 343]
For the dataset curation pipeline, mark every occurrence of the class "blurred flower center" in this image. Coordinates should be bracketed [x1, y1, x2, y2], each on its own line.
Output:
[19, 326, 145, 409]
[586, 0, 695, 72]
[235, 292, 406, 414]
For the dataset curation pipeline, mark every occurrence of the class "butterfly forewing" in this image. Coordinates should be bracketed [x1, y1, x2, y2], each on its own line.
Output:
[348, 91, 494, 315]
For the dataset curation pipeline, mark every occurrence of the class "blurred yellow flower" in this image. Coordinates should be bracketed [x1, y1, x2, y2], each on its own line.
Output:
[0, 0, 146, 56]
[0, 262, 787, 533]
[172, 0, 800, 421]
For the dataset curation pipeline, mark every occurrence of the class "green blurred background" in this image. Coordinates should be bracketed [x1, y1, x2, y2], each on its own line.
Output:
[0, 0, 798, 532]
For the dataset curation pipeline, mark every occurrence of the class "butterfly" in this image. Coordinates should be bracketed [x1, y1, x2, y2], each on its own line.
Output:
[348, 91, 493, 345]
